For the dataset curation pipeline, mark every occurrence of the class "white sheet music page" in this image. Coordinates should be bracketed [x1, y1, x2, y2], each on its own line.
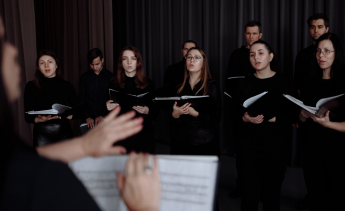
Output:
[69, 155, 218, 211]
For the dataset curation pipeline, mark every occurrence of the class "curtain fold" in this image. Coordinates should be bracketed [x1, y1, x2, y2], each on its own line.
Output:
[0, 0, 36, 146]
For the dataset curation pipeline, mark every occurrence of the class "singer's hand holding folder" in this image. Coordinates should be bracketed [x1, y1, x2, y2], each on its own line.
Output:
[26, 103, 85, 118]
[283, 93, 344, 117]
[224, 91, 282, 120]
[153, 95, 215, 112]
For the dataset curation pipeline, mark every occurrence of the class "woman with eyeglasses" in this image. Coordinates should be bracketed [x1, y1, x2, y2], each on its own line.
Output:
[235, 40, 298, 210]
[170, 47, 221, 156]
[106, 46, 159, 154]
[299, 33, 345, 211]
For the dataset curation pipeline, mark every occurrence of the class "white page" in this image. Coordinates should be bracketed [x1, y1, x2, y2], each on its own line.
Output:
[136, 92, 149, 98]
[181, 95, 209, 99]
[52, 103, 71, 114]
[224, 92, 232, 98]
[282, 94, 317, 114]
[26, 108, 59, 115]
[316, 93, 344, 109]
[227, 76, 245, 79]
[69, 155, 218, 211]
[243, 91, 268, 108]
[155, 97, 181, 100]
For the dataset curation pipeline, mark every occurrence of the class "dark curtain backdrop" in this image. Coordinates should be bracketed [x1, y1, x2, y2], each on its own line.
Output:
[113, 0, 345, 165]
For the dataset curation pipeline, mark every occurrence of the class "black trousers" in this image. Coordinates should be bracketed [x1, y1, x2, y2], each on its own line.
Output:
[303, 144, 345, 211]
[239, 136, 287, 211]
[33, 120, 73, 147]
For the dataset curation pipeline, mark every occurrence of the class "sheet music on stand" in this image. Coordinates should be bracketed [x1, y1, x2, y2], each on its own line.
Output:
[69, 155, 218, 211]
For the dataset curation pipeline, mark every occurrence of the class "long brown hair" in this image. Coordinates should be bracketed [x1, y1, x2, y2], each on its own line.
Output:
[112, 46, 148, 89]
[177, 47, 212, 95]
[34, 50, 62, 89]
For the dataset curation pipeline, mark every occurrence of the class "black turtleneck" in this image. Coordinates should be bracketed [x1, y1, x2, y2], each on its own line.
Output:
[164, 59, 186, 94]
[294, 44, 315, 91]
[24, 77, 78, 123]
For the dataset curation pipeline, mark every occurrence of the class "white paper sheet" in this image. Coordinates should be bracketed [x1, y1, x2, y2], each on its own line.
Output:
[69, 155, 218, 211]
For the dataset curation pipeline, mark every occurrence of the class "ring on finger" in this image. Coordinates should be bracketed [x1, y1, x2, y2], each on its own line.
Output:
[144, 166, 152, 174]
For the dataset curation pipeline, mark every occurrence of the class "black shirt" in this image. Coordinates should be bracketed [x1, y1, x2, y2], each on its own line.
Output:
[301, 78, 345, 152]
[24, 77, 78, 124]
[78, 68, 114, 120]
[164, 59, 185, 94]
[226, 45, 253, 78]
[1, 148, 100, 211]
[235, 73, 298, 139]
[109, 75, 159, 153]
[171, 80, 222, 146]
[294, 44, 315, 91]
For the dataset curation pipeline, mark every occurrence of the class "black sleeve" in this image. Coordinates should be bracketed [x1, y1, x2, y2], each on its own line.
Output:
[194, 82, 222, 124]
[24, 82, 37, 123]
[163, 65, 173, 87]
[78, 74, 90, 120]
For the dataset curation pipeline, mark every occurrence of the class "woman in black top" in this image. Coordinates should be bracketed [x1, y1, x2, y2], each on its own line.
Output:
[235, 40, 297, 211]
[24, 50, 78, 146]
[299, 33, 345, 211]
[106, 46, 159, 154]
[170, 47, 221, 155]
[0, 16, 159, 211]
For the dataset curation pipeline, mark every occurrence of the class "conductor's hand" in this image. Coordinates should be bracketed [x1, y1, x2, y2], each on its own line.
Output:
[81, 106, 143, 157]
[242, 112, 264, 124]
[35, 115, 61, 123]
[86, 118, 95, 128]
[117, 152, 160, 211]
[172, 102, 191, 118]
[310, 110, 331, 127]
[133, 106, 149, 115]
[107, 100, 119, 111]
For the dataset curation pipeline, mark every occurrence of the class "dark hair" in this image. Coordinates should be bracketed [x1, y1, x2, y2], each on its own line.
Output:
[250, 40, 281, 72]
[34, 50, 62, 89]
[111, 46, 148, 89]
[311, 33, 345, 80]
[178, 47, 212, 95]
[245, 20, 262, 33]
[87, 48, 104, 64]
[307, 13, 329, 28]
[181, 40, 197, 49]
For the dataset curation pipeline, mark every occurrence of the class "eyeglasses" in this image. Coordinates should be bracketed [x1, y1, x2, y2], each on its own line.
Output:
[185, 55, 203, 62]
[315, 49, 335, 56]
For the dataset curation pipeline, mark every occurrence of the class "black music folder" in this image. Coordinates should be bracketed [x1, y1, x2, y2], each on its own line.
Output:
[224, 90, 282, 120]
[153, 95, 216, 112]
[26, 103, 85, 118]
[283, 93, 344, 118]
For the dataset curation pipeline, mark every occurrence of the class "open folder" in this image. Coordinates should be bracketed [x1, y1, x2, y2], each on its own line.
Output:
[69, 155, 219, 211]
[153, 95, 216, 112]
[224, 91, 282, 120]
[26, 103, 85, 117]
[283, 93, 344, 117]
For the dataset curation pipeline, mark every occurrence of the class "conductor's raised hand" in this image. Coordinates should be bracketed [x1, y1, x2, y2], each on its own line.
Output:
[81, 106, 143, 157]
[172, 102, 191, 118]
[242, 112, 264, 124]
[117, 152, 160, 211]
[310, 110, 331, 127]
[107, 100, 119, 111]
[35, 115, 61, 123]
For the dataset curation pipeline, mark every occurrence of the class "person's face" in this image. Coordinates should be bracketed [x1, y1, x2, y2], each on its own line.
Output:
[309, 19, 329, 42]
[38, 55, 58, 78]
[186, 49, 203, 73]
[316, 39, 335, 71]
[250, 43, 273, 71]
[182, 42, 196, 58]
[122, 50, 137, 75]
[245, 26, 262, 46]
[2, 42, 21, 102]
[90, 56, 104, 73]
